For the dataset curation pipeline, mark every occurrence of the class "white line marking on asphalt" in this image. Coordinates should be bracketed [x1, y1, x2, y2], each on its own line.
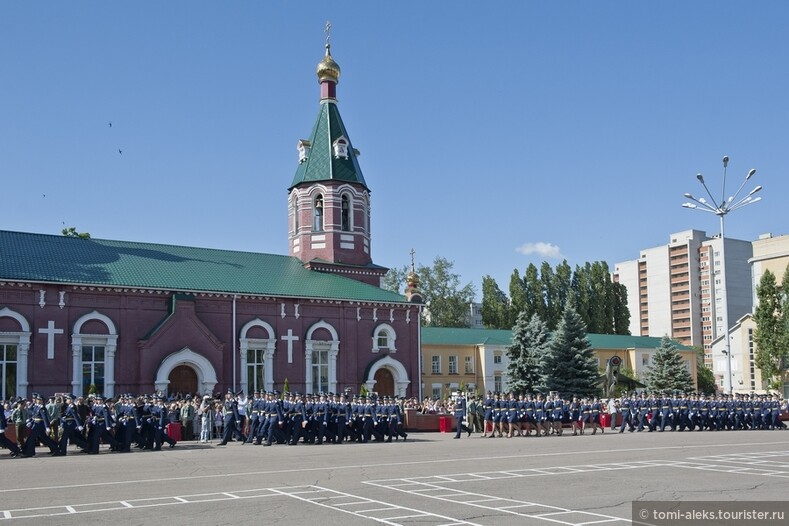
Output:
[2, 440, 786, 494]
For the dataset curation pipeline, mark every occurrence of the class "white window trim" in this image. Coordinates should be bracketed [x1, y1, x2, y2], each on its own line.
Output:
[371, 323, 397, 353]
[71, 311, 117, 398]
[239, 318, 277, 394]
[304, 320, 339, 395]
[0, 307, 31, 399]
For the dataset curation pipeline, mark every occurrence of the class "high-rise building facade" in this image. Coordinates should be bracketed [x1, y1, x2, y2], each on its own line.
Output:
[614, 230, 753, 368]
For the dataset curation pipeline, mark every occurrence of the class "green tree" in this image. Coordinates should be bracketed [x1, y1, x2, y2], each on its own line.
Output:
[505, 312, 550, 394]
[419, 256, 476, 327]
[383, 256, 476, 327]
[523, 263, 544, 322]
[61, 227, 91, 239]
[613, 281, 631, 335]
[508, 269, 525, 327]
[481, 275, 509, 329]
[571, 263, 592, 330]
[694, 347, 717, 395]
[754, 268, 789, 390]
[540, 262, 558, 331]
[539, 302, 600, 398]
[381, 264, 408, 294]
[643, 335, 694, 393]
[550, 260, 573, 331]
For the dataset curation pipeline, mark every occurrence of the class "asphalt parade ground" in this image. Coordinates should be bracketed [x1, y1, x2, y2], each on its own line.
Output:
[2, 429, 788, 525]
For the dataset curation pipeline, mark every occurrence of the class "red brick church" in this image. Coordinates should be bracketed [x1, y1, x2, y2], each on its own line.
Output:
[0, 39, 422, 400]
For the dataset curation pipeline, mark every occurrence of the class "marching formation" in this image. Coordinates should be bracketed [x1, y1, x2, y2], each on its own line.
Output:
[2, 392, 178, 458]
[462, 391, 788, 438]
[1, 388, 410, 459]
[212, 389, 408, 446]
[4, 388, 787, 459]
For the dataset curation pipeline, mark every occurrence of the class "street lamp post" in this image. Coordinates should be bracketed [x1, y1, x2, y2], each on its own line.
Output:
[682, 155, 762, 394]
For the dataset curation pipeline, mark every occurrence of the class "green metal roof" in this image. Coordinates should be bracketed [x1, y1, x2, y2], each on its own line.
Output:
[290, 101, 368, 190]
[422, 327, 692, 350]
[0, 230, 408, 303]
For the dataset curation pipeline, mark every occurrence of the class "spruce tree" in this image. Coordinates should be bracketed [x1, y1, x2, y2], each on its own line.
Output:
[644, 335, 694, 393]
[539, 303, 600, 398]
[505, 312, 550, 394]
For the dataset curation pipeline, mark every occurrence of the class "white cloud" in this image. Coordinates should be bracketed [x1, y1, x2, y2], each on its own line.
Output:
[515, 242, 563, 259]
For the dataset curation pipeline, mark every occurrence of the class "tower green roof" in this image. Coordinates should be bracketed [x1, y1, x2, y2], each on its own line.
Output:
[290, 101, 368, 191]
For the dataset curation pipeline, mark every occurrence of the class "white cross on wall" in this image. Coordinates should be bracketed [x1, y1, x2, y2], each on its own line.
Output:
[39, 320, 64, 360]
[281, 329, 300, 364]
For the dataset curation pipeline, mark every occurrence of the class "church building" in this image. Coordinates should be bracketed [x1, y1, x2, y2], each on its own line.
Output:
[0, 39, 422, 401]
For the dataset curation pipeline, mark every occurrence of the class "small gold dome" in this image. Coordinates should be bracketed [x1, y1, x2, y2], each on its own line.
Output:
[317, 44, 341, 84]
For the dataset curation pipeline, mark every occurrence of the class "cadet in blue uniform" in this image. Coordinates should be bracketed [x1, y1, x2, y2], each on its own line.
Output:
[87, 394, 118, 454]
[21, 393, 60, 457]
[1, 402, 22, 457]
[218, 390, 242, 446]
[453, 393, 471, 439]
[481, 392, 494, 438]
[58, 393, 89, 455]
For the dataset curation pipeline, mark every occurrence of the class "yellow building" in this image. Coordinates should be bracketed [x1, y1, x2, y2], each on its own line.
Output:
[421, 327, 697, 398]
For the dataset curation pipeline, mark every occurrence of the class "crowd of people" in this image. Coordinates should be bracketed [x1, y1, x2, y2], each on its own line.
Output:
[3, 388, 787, 459]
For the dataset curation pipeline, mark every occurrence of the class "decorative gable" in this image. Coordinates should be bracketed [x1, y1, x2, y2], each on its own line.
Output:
[333, 136, 349, 159]
[297, 139, 311, 163]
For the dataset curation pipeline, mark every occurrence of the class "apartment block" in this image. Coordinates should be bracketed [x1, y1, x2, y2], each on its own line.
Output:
[614, 230, 753, 368]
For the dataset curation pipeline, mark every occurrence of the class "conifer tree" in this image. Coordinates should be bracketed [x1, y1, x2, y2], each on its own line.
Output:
[505, 312, 550, 394]
[539, 302, 600, 398]
[643, 335, 694, 393]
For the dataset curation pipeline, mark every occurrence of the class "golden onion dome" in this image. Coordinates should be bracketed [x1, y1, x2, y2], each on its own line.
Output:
[317, 44, 341, 84]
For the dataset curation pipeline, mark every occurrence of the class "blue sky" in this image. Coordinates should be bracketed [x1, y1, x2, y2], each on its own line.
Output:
[3, 2, 788, 296]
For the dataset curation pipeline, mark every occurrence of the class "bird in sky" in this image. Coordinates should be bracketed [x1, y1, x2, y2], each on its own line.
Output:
[118, 149, 123, 155]
[109, 122, 112, 128]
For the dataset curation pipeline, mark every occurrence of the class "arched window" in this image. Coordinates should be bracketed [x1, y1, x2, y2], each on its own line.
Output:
[372, 323, 397, 353]
[341, 194, 351, 232]
[239, 318, 276, 394]
[71, 311, 118, 398]
[1, 343, 18, 401]
[313, 194, 324, 231]
[0, 307, 31, 399]
[311, 346, 329, 394]
[304, 320, 339, 395]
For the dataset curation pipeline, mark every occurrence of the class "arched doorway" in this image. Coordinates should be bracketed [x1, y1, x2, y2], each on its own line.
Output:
[373, 367, 394, 397]
[168, 365, 197, 396]
[155, 348, 218, 396]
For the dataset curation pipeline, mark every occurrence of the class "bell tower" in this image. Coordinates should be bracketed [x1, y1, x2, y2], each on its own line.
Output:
[288, 24, 387, 287]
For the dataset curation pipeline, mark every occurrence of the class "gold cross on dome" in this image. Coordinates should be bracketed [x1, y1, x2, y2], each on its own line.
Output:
[325, 20, 331, 45]
[410, 248, 416, 271]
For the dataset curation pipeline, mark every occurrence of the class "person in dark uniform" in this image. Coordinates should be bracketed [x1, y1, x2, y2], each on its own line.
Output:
[218, 389, 241, 446]
[387, 396, 408, 442]
[58, 393, 89, 455]
[288, 393, 306, 445]
[86, 394, 118, 454]
[151, 396, 177, 450]
[21, 393, 60, 458]
[453, 393, 472, 439]
[116, 393, 140, 453]
[335, 393, 352, 443]
[245, 390, 262, 443]
[618, 395, 633, 433]
[481, 391, 494, 438]
[1, 402, 22, 457]
[263, 391, 284, 446]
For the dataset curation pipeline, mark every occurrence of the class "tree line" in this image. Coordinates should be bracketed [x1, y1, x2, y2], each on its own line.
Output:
[482, 260, 630, 334]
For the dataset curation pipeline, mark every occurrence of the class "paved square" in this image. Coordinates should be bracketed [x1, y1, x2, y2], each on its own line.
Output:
[1, 430, 788, 524]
